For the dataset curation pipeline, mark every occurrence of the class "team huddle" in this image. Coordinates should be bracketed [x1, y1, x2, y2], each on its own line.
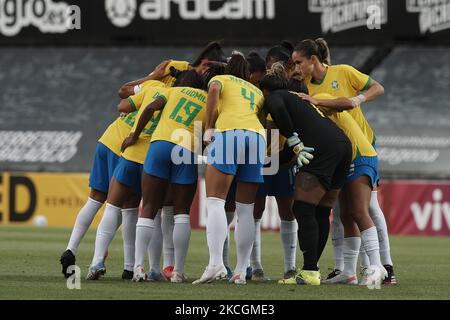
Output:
[59, 39, 397, 286]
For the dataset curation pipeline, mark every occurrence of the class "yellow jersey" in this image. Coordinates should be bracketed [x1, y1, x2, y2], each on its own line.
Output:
[98, 113, 136, 156]
[121, 81, 167, 164]
[139, 60, 190, 92]
[305, 64, 375, 144]
[151, 87, 207, 153]
[313, 93, 377, 161]
[209, 75, 265, 136]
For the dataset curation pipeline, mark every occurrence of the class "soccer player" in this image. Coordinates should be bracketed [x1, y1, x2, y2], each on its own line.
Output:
[121, 70, 209, 283]
[265, 41, 295, 70]
[83, 60, 191, 281]
[122, 64, 192, 282]
[259, 63, 352, 286]
[246, 51, 271, 282]
[221, 51, 274, 282]
[292, 39, 396, 284]
[86, 80, 167, 280]
[59, 62, 170, 278]
[193, 52, 266, 285]
[119, 42, 227, 281]
[296, 92, 385, 285]
[243, 44, 300, 281]
[247, 51, 267, 87]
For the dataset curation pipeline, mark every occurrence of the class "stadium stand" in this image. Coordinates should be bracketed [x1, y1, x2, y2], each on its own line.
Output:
[366, 47, 450, 179]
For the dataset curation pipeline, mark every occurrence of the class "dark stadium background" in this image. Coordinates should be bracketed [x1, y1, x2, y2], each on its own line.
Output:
[1, 0, 449, 236]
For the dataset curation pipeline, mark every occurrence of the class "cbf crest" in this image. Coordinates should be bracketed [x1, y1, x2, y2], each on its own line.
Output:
[331, 80, 340, 90]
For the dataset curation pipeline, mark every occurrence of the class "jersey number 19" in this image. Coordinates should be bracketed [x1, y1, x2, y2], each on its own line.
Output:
[170, 98, 202, 126]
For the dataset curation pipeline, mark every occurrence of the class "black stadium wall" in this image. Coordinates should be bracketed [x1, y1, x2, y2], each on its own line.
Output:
[0, 0, 449, 46]
[1, 0, 450, 180]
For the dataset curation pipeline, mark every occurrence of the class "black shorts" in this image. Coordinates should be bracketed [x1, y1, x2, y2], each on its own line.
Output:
[299, 140, 352, 191]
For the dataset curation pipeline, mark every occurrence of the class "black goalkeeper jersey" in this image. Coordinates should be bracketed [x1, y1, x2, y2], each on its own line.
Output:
[263, 89, 352, 190]
[263, 89, 349, 148]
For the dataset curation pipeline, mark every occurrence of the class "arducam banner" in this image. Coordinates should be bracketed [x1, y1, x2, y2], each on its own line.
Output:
[1, 173, 449, 236]
[0, 0, 449, 45]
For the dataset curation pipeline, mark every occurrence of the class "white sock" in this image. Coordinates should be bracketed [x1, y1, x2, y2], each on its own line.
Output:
[134, 218, 155, 268]
[250, 219, 263, 270]
[361, 226, 383, 268]
[234, 202, 256, 275]
[331, 204, 345, 271]
[148, 211, 162, 272]
[222, 211, 235, 268]
[280, 219, 297, 272]
[369, 191, 393, 266]
[206, 197, 227, 267]
[121, 207, 139, 271]
[342, 237, 361, 276]
[359, 243, 370, 269]
[162, 206, 175, 268]
[91, 203, 121, 265]
[173, 214, 191, 274]
[67, 197, 103, 255]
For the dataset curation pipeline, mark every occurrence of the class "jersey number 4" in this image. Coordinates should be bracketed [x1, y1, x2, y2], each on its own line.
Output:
[170, 98, 202, 126]
[241, 88, 255, 110]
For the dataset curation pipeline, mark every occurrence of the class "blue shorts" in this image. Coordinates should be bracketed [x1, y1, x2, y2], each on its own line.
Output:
[207, 130, 265, 184]
[113, 157, 143, 196]
[89, 143, 120, 194]
[144, 140, 197, 185]
[372, 142, 380, 184]
[346, 156, 379, 189]
[257, 167, 295, 198]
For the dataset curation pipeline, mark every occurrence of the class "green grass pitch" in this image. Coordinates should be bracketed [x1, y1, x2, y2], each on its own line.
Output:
[0, 226, 449, 300]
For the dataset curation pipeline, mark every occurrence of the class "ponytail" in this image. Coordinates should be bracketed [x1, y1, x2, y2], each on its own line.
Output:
[294, 38, 331, 65]
[192, 41, 226, 66]
[247, 51, 266, 74]
[260, 62, 289, 92]
[266, 41, 294, 66]
[315, 38, 331, 65]
[225, 51, 250, 81]
[169, 66, 182, 79]
[280, 41, 294, 55]
[173, 69, 204, 89]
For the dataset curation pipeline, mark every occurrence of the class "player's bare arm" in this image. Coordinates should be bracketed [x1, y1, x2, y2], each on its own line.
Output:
[117, 98, 135, 113]
[117, 60, 171, 98]
[203, 81, 221, 145]
[121, 96, 166, 152]
[361, 79, 385, 102]
[293, 92, 353, 111]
